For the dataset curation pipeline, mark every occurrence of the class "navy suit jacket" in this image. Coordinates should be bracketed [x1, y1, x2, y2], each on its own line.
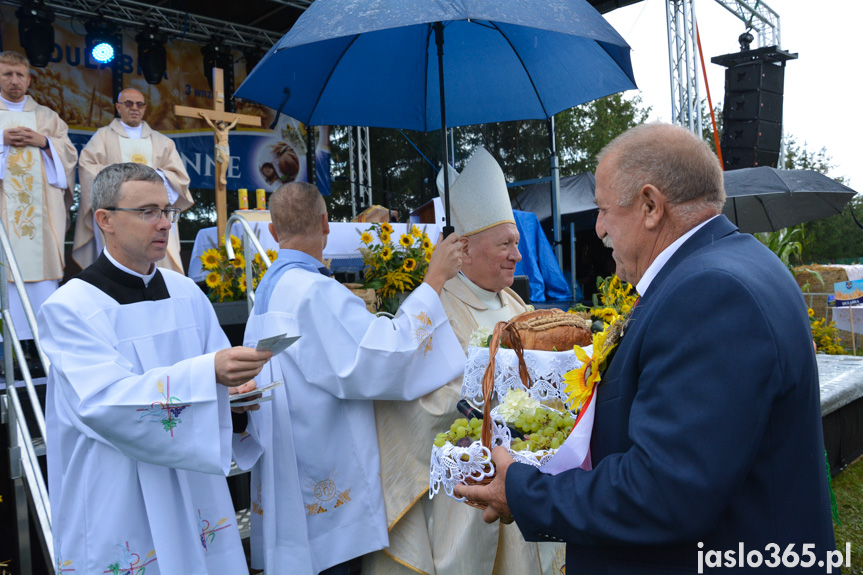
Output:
[507, 216, 835, 573]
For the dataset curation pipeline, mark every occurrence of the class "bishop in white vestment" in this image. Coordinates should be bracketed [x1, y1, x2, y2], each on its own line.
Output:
[75, 88, 193, 273]
[241, 182, 467, 574]
[366, 148, 566, 575]
[0, 51, 77, 340]
[39, 163, 271, 575]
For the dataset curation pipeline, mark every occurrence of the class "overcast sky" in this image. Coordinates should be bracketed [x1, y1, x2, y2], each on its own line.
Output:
[604, 0, 861, 189]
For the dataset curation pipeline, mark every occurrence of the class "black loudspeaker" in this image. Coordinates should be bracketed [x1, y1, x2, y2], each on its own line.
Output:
[712, 45, 797, 171]
[722, 148, 780, 170]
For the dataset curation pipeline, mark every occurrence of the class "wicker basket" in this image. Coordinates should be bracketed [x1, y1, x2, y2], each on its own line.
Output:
[431, 320, 566, 508]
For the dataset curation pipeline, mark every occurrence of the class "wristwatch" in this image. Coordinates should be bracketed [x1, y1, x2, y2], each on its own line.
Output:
[40, 139, 50, 151]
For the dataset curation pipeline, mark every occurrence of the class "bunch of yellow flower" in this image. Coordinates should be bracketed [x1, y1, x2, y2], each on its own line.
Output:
[200, 235, 278, 303]
[563, 274, 637, 410]
[358, 222, 434, 314]
[809, 308, 846, 355]
[591, 274, 638, 325]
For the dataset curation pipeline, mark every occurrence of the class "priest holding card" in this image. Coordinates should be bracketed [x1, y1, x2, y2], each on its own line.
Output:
[242, 181, 466, 574]
[38, 163, 272, 574]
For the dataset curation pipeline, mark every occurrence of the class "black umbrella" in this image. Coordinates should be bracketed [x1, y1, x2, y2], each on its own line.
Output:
[723, 167, 858, 233]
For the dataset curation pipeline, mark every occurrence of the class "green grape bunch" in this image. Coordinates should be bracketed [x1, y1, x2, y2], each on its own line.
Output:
[434, 417, 483, 448]
[507, 408, 575, 452]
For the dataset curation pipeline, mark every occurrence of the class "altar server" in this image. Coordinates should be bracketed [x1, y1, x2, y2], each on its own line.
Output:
[242, 181, 466, 574]
[39, 163, 271, 575]
[0, 50, 77, 340]
[74, 88, 193, 273]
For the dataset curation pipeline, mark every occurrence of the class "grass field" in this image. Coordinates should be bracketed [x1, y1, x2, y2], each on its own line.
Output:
[833, 456, 863, 573]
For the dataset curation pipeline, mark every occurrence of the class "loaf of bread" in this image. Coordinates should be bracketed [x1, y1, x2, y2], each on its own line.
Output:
[501, 309, 592, 351]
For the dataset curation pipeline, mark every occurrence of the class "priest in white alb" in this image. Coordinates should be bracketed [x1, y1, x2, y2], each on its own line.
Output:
[39, 163, 272, 575]
[241, 181, 467, 574]
[74, 87, 193, 273]
[365, 147, 566, 575]
[0, 50, 77, 340]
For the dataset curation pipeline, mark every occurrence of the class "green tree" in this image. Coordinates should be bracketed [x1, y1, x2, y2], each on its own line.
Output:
[321, 92, 651, 223]
[781, 138, 863, 263]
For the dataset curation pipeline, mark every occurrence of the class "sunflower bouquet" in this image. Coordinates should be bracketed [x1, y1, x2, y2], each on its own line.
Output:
[564, 274, 638, 411]
[357, 222, 434, 314]
[200, 234, 278, 303]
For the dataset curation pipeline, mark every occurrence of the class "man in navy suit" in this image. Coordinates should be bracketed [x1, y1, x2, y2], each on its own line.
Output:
[456, 123, 835, 573]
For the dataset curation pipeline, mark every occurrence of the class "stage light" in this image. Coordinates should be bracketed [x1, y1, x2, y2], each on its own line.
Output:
[136, 27, 166, 84]
[202, 39, 234, 89]
[86, 18, 119, 65]
[16, 2, 55, 68]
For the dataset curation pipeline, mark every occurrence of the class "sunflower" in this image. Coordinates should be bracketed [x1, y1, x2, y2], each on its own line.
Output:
[201, 249, 221, 270]
[564, 327, 615, 410]
[403, 258, 417, 272]
[380, 231, 392, 244]
[380, 222, 393, 235]
[239, 276, 247, 293]
[360, 231, 374, 245]
[381, 246, 393, 261]
[421, 237, 433, 250]
[266, 248, 278, 262]
[232, 253, 245, 269]
[399, 233, 412, 248]
[424, 250, 432, 263]
[411, 225, 423, 238]
[230, 235, 241, 250]
[205, 271, 220, 289]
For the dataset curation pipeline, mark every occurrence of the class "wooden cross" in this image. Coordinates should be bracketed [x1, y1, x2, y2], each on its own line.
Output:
[174, 67, 261, 243]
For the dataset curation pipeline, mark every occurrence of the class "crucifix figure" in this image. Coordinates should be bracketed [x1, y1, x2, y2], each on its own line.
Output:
[174, 67, 261, 242]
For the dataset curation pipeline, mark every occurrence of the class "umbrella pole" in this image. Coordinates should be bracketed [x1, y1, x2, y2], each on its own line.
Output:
[549, 117, 563, 269]
[434, 22, 454, 238]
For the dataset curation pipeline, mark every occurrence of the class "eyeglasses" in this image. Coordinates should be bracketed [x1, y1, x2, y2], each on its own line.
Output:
[104, 207, 181, 223]
[119, 101, 147, 109]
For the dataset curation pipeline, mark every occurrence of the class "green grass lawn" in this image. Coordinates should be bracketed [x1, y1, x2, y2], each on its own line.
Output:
[833, 456, 863, 573]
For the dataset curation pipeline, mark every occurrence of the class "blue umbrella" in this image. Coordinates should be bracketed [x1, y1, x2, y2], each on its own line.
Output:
[236, 0, 637, 232]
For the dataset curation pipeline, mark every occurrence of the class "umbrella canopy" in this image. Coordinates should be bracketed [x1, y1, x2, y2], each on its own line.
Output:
[236, 0, 637, 132]
[722, 167, 858, 233]
[515, 172, 598, 231]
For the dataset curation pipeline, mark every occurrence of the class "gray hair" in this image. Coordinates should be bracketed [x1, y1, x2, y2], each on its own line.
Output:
[91, 163, 163, 210]
[270, 181, 327, 238]
[598, 123, 725, 218]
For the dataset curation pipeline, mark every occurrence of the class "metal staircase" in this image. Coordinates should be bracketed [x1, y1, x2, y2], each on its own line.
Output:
[1, 219, 53, 575]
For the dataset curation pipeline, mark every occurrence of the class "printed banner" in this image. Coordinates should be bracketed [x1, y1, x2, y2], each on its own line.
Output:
[0, 5, 330, 194]
[833, 279, 863, 308]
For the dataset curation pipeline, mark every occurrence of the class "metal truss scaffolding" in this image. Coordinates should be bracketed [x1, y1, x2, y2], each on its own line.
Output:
[349, 126, 373, 218]
[2, 0, 312, 50]
[666, 0, 781, 136]
[713, 0, 780, 48]
[665, 0, 702, 134]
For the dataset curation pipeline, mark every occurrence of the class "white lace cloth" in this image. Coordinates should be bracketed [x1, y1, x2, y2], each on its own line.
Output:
[430, 405, 566, 501]
[460, 345, 590, 406]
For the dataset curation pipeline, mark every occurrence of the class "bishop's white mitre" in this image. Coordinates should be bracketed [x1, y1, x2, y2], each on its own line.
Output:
[436, 146, 515, 237]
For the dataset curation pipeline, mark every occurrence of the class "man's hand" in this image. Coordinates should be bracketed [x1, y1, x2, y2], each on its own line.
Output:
[4, 126, 48, 149]
[454, 446, 515, 524]
[229, 379, 262, 413]
[215, 347, 272, 387]
[423, 232, 465, 294]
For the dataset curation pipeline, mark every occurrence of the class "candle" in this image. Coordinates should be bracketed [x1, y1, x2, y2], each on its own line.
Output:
[238, 188, 249, 210]
[256, 189, 266, 210]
